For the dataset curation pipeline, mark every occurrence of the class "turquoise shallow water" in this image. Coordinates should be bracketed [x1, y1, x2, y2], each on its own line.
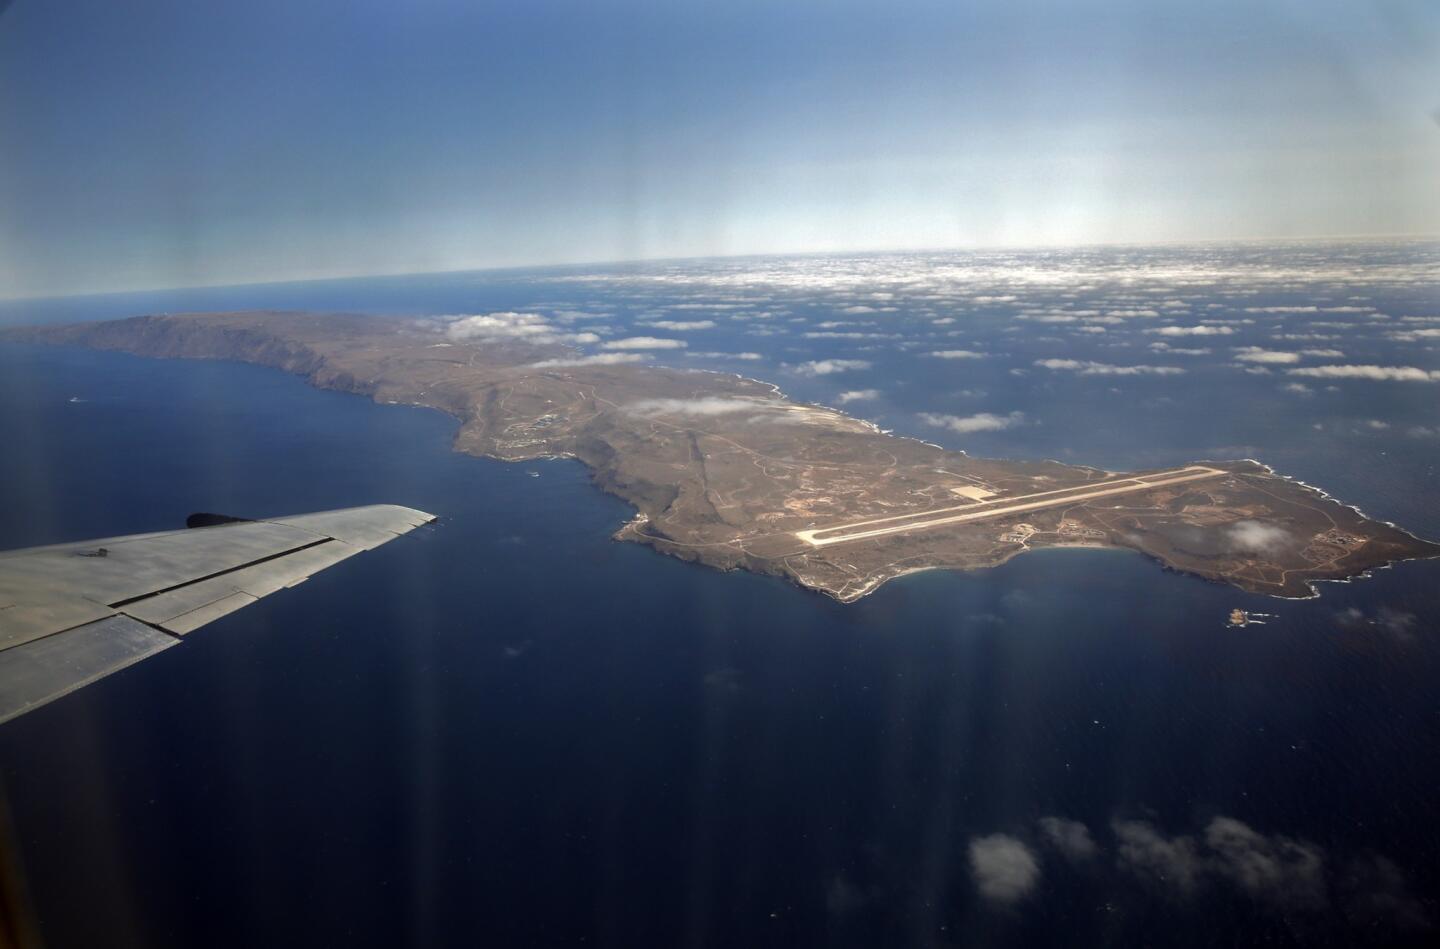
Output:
[0, 245, 1437, 946]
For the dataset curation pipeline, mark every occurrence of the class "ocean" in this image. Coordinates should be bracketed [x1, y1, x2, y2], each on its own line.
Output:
[1, 242, 1437, 947]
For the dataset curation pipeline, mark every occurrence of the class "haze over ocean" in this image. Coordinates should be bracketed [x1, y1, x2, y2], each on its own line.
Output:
[1, 242, 1437, 946]
[4, 1, 1437, 298]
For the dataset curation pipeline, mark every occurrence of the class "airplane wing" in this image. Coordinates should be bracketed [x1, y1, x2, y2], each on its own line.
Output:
[0, 504, 435, 724]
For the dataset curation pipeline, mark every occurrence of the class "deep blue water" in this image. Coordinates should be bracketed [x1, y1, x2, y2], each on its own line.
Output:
[1, 244, 1438, 947]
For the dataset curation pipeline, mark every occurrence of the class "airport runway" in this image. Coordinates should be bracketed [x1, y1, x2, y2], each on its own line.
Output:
[795, 465, 1227, 547]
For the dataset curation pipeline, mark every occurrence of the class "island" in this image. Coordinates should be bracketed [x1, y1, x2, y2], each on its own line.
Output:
[6, 311, 1437, 602]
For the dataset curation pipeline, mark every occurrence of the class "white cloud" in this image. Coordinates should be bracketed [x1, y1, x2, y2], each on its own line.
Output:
[1038, 817, 1098, 862]
[444, 311, 549, 340]
[602, 336, 687, 350]
[969, 835, 1041, 905]
[529, 353, 649, 368]
[793, 359, 871, 376]
[1288, 365, 1440, 382]
[1113, 820, 1204, 897]
[927, 349, 986, 359]
[683, 351, 763, 360]
[1388, 327, 1440, 342]
[1035, 359, 1185, 376]
[625, 397, 776, 417]
[836, 389, 880, 404]
[1146, 325, 1235, 337]
[1149, 342, 1211, 355]
[1225, 520, 1292, 554]
[442, 311, 605, 346]
[1112, 817, 1328, 910]
[919, 411, 1024, 434]
[642, 320, 715, 331]
[1205, 818, 1326, 911]
[1233, 347, 1301, 364]
[1281, 383, 1314, 396]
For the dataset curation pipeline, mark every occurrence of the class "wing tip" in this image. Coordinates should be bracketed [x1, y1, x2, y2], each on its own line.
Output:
[379, 504, 437, 531]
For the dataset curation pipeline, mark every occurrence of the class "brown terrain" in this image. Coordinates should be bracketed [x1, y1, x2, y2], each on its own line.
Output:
[6, 311, 1437, 601]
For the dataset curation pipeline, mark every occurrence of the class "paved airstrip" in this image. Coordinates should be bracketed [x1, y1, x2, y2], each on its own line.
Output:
[794, 465, 1227, 547]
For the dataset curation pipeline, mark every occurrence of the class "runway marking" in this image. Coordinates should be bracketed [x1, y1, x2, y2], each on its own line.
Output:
[794, 465, 1227, 547]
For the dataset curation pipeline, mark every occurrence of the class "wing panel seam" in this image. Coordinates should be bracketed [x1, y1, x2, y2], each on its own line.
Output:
[106, 537, 338, 608]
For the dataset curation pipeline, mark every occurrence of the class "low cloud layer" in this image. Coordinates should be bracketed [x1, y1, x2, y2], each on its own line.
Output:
[443, 311, 599, 346]
[529, 353, 649, 368]
[793, 359, 871, 376]
[1233, 347, 1302, 365]
[836, 389, 879, 404]
[1113, 817, 1331, 913]
[1113, 819, 1205, 896]
[602, 336, 687, 350]
[1205, 817, 1326, 910]
[1225, 520, 1292, 554]
[1288, 364, 1440, 382]
[920, 411, 1024, 434]
[1150, 342, 1211, 355]
[966, 814, 1427, 928]
[1035, 359, 1185, 376]
[969, 834, 1041, 905]
[1335, 606, 1420, 642]
[1147, 325, 1234, 337]
[642, 319, 715, 331]
[625, 397, 775, 417]
[684, 351, 762, 360]
[1038, 817, 1098, 862]
[1388, 327, 1440, 342]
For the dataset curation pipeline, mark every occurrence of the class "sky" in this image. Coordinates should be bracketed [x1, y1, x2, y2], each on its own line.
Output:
[0, 0, 1437, 298]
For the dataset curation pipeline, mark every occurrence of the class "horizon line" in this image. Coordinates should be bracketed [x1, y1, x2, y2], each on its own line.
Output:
[4, 230, 1437, 306]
